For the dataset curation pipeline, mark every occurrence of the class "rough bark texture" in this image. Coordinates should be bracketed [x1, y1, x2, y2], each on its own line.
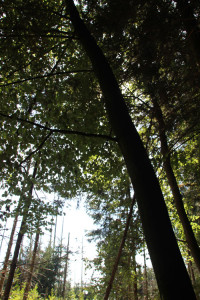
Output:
[152, 94, 200, 272]
[66, 1, 196, 298]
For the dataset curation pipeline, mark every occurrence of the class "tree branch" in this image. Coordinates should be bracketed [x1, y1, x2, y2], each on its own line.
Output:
[0, 69, 93, 87]
[104, 194, 136, 300]
[20, 132, 53, 166]
[0, 112, 117, 142]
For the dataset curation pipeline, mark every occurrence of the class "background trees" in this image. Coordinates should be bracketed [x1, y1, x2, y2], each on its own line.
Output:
[0, 0, 200, 298]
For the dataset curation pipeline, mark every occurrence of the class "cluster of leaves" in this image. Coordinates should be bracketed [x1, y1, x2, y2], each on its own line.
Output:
[10, 284, 41, 300]
[1, 0, 200, 297]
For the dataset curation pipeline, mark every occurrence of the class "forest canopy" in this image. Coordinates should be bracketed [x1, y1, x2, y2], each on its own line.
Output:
[0, 0, 200, 299]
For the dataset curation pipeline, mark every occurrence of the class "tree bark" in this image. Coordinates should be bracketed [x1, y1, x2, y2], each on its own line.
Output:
[62, 233, 70, 299]
[66, 1, 196, 298]
[3, 162, 38, 300]
[143, 248, 149, 300]
[175, 0, 200, 67]
[0, 219, 7, 254]
[188, 250, 196, 285]
[0, 213, 18, 296]
[152, 94, 200, 273]
[104, 195, 136, 300]
[133, 253, 138, 300]
[23, 231, 40, 300]
[53, 214, 58, 250]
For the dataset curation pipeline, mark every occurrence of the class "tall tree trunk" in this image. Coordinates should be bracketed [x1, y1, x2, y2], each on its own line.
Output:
[66, 1, 196, 298]
[187, 250, 196, 286]
[81, 236, 84, 289]
[104, 195, 136, 300]
[3, 162, 38, 300]
[53, 214, 58, 250]
[143, 248, 149, 300]
[0, 219, 7, 254]
[57, 215, 65, 296]
[62, 233, 70, 299]
[0, 174, 30, 296]
[175, 0, 200, 67]
[23, 230, 40, 300]
[133, 253, 138, 300]
[49, 219, 53, 247]
[0, 213, 18, 296]
[152, 94, 200, 272]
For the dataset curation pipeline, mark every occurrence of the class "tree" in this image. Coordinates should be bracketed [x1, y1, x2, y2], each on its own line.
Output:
[104, 194, 136, 300]
[66, 1, 196, 298]
[0, 212, 18, 296]
[151, 93, 200, 272]
[23, 230, 40, 300]
[175, 0, 200, 67]
[36, 244, 61, 297]
[3, 162, 38, 300]
[1, 0, 200, 298]
[62, 233, 70, 299]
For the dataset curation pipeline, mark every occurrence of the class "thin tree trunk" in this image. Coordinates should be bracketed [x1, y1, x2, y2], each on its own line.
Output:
[152, 94, 200, 273]
[81, 236, 84, 289]
[23, 230, 40, 300]
[66, 2, 196, 298]
[175, 0, 200, 67]
[53, 214, 58, 250]
[133, 253, 138, 300]
[58, 215, 64, 296]
[0, 219, 7, 254]
[3, 162, 38, 300]
[0, 176, 30, 296]
[0, 213, 18, 296]
[62, 233, 70, 299]
[143, 248, 149, 300]
[49, 218, 53, 247]
[104, 195, 136, 300]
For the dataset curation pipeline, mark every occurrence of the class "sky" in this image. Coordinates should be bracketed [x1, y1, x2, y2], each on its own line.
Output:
[0, 194, 151, 289]
[50, 200, 98, 285]
[0, 197, 98, 287]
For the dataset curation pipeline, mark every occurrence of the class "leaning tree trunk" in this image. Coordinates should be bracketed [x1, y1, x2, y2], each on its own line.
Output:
[3, 162, 38, 300]
[152, 94, 200, 273]
[23, 230, 40, 300]
[0, 212, 18, 296]
[0, 186, 28, 296]
[104, 195, 136, 300]
[188, 254, 196, 286]
[66, 1, 196, 299]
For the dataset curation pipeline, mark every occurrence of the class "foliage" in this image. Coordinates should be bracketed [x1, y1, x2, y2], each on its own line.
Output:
[1, 0, 200, 298]
[10, 284, 41, 300]
[36, 245, 62, 297]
